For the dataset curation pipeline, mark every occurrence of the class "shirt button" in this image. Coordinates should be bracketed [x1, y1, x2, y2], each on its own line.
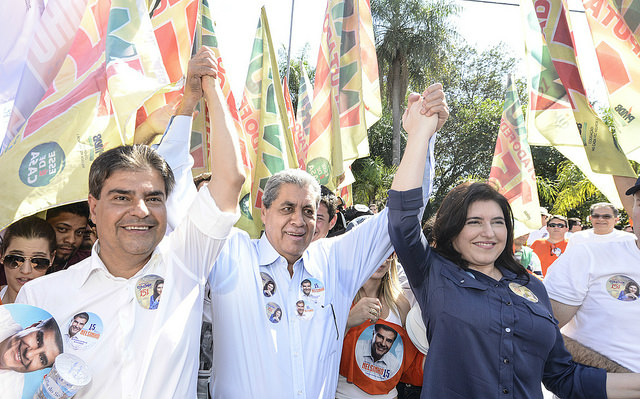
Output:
[503, 358, 510, 364]
[503, 388, 509, 394]
[506, 301, 512, 306]
[460, 279, 465, 284]
[505, 327, 511, 333]
[297, 390, 303, 395]
[494, 284, 500, 287]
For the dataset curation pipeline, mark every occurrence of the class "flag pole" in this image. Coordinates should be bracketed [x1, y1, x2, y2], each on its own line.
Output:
[285, 0, 295, 84]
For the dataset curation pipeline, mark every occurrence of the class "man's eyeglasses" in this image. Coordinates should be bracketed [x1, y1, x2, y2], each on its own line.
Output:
[591, 214, 613, 220]
[2, 255, 51, 271]
[547, 223, 567, 228]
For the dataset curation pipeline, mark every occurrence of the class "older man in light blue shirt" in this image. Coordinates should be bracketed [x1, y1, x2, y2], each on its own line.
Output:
[206, 84, 448, 399]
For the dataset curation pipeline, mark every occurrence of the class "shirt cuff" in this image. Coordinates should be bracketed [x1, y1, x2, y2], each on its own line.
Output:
[387, 188, 423, 211]
[189, 188, 240, 239]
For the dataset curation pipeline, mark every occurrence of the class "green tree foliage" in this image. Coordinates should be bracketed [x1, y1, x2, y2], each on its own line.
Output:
[351, 156, 397, 206]
[372, 0, 458, 165]
[278, 44, 315, 113]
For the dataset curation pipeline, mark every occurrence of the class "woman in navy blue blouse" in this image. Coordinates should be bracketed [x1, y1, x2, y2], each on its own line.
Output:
[387, 86, 640, 399]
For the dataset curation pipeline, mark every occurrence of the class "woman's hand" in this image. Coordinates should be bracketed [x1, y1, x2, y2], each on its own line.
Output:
[346, 297, 382, 330]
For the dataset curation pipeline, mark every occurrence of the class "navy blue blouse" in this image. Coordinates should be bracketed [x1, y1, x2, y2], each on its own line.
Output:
[388, 187, 606, 399]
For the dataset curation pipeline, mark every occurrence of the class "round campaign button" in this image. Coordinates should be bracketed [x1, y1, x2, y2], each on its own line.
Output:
[64, 311, 103, 351]
[135, 275, 164, 310]
[261, 272, 277, 298]
[299, 277, 325, 305]
[294, 299, 314, 320]
[355, 324, 403, 381]
[266, 302, 282, 324]
[509, 282, 539, 303]
[606, 275, 639, 302]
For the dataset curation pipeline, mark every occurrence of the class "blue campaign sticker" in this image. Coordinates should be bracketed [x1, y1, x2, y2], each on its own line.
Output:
[299, 277, 324, 305]
[266, 302, 282, 324]
[135, 275, 165, 310]
[261, 272, 277, 298]
[64, 312, 103, 351]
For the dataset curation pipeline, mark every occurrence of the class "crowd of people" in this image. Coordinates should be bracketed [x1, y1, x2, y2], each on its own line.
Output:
[1, 46, 640, 399]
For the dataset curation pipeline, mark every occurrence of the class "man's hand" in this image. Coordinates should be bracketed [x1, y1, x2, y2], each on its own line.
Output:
[133, 95, 183, 145]
[175, 47, 219, 116]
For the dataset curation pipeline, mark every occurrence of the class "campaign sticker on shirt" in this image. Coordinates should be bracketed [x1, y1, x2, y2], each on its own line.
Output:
[261, 272, 277, 298]
[299, 277, 325, 305]
[606, 275, 639, 302]
[509, 282, 539, 303]
[135, 274, 165, 310]
[294, 299, 314, 320]
[64, 311, 103, 351]
[355, 324, 403, 381]
[266, 302, 282, 323]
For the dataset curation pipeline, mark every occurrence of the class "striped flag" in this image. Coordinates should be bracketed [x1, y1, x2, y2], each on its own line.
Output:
[2, 0, 89, 153]
[294, 62, 313, 169]
[581, 0, 640, 162]
[307, 0, 381, 191]
[237, 7, 298, 236]
[135, 0, 199, 131]
[489, 75, 541, 229]
[0, 0, 169, 229]
[530, 0, 634, 177]
[521, 0, 627, 207]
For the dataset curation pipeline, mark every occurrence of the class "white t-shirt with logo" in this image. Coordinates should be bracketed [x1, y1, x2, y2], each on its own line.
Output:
[544, 240, 640, 372]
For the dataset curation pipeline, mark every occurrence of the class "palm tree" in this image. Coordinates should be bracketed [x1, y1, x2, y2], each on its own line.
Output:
[372, 0, 458, 165]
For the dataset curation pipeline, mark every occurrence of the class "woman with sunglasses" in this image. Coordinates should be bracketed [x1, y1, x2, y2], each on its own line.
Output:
[0, 216, 56, 304]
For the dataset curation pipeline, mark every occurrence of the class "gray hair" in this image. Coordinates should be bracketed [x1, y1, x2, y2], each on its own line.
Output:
[590, 202, 619, 217]
[262, 169, 321, 209]
[89, 145, 175, 199]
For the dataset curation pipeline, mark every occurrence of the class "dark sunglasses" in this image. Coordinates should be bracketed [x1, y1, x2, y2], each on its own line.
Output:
[2, 254, 51, 270]
[547, 223, 567, 228]
[591, 214, 613, 220]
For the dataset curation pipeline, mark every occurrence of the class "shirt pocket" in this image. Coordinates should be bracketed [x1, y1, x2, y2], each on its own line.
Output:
[439, 269, 491, 332]
[521, 300, 558, 359]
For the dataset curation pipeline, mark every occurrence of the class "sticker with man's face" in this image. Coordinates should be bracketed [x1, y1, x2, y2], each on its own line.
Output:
[606, 275, 639, 302]
[261, 272, 277, 298]
[294, 299, 314, 320]
[0, 303, 64, 398]
[135, 274, 164, 310]
[355, 323, 403, 381]
[299, 277, 324, 304]
[64, 312, 103, 351]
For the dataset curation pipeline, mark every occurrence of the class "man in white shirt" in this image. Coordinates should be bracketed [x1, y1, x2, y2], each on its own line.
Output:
[17, 47, 245, 399]
[545, 180, 640, 373]
[207, 85, 448, 399]
[567, 202, 635, 247]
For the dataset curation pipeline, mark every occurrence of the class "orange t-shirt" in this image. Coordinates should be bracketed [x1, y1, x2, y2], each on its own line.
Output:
[530, 239, 568, 276]
[339, 318, 424, 395]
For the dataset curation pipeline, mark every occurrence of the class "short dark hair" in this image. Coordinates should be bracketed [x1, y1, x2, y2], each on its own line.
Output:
[39, 317, 64, 359]
[319, 185, 339, 221]
[1, 216, 57, 255]
[88, 145, 175, 199]
[46, 202, 90, 221]
[567, 217, 582, 229]
[73, 312, 89, 322]
[374, 323, 398, 340]
[301, 279, 311, 286]
[431, 182, 528, 278]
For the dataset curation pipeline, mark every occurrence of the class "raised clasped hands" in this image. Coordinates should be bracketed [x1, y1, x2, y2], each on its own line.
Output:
[176, 46, 219, 116]
[402, 83, 448, 139]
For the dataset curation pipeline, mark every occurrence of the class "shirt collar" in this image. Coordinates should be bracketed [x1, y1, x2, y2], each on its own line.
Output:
[77, 240, 163, 288]
[256, 234, 322, 277]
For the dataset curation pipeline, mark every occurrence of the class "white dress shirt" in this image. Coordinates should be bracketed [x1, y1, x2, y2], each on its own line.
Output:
[207, 135, 435, 399]
[17, 188, 238, 399]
